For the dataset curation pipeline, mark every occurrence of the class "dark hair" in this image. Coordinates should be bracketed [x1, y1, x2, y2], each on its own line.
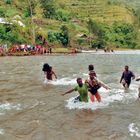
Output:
[42, 63, 50, 72]
[88, 64, 94, 71]
[77, 77, 82, 81]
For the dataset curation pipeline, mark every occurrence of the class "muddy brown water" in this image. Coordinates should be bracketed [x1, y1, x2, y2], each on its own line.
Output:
[0, 52, 140, 140]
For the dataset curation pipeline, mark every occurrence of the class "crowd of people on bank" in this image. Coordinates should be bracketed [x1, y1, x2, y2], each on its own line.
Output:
[8, 44, 51, 54]
[0, 43, 54, 56]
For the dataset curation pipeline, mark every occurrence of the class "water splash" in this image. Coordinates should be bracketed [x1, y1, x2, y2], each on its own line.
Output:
[0, 129, 4, 135]
[66, 86, 138, 110]
[0, 102, 21, 115]
[128, 123, 140, 138]
[44, 77, 76, 85]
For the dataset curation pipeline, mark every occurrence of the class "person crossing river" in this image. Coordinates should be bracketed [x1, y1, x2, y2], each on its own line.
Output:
[61, 78, 89, 102]
[85, 71, 110, 102]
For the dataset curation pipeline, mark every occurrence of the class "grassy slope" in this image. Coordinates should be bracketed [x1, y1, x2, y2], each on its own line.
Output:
[56, 0, 134, 23]
[0, 0, 138, 46]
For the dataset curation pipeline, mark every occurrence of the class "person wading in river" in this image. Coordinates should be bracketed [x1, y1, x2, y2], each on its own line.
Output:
[42, 63, 57, 80]
[85, 71, 110, 102]
[120, 65, 135, 90]
[61, 78, 89, 102]
[88, 64, 97, 77]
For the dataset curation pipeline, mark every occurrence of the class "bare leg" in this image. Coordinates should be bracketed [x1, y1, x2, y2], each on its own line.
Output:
[123, 82, 128, 91]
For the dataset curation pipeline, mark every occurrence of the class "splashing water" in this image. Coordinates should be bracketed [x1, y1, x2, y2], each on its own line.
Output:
[0, 129, 5, 135]
[128, 123, 140, 138]
[0, 102, 21, 115]
[65, 86, 138, 110]
[44, 77, 77, 85]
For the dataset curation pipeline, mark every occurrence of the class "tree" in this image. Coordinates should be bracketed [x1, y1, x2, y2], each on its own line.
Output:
[27, 0, 35, 44]
[87, 19, 106, 47]
[59, 25, 69, 47]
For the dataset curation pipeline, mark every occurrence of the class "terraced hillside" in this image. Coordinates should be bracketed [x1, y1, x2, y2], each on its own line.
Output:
[111, 0, 140, 9]
[56, 0, 134, 24]
[0, 0, 135, 28]
[0, 0, 139, 48]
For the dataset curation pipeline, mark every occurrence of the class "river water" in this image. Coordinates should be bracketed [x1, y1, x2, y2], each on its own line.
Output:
[0, 51, 140, 140]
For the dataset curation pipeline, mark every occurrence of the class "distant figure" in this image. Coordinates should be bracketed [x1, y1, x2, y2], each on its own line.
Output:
[120, 65, 135, 90]
[111, 49, 114, 53]
[104, 48, 106, 52]
[61, 78, 89, 102]
[85, 71, 110, 102]
[88, 64, 97, 77]
[136, 77, 140, 98]
[42, 63, 57, 80]
[48, 47, 52, 54]
[95, 47, 98, 52]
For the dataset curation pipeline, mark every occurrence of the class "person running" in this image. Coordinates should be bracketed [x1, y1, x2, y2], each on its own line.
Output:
[120, 65, 135, 89]
[136, 77, 140, 98]
[88, 64, 97, 77]
[85, 71, 110, 102]
[61, 78, 89, 102]
[42, 63, 57, 80]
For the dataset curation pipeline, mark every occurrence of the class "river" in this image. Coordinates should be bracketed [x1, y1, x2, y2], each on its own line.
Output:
[0, 51, 140, 140]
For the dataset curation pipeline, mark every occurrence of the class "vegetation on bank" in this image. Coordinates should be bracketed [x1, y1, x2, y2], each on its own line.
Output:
[0, 0, 140, 50]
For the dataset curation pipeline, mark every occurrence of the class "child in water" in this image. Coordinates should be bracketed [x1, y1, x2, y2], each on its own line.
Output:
[88, 64, 97, 77]
[42, 63, 57, 80]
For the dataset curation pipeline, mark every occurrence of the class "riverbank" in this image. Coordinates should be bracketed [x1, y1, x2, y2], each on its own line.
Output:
[0, 47, 81, 57]
[1, 48, 140, 56]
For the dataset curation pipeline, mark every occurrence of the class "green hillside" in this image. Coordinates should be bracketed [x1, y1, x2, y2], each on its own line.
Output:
[56, 0, 134, 23]
[0, 0, 140, 49]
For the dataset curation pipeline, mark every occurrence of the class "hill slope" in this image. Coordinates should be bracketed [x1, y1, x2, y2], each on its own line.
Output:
[56, 0, 134, 23]
[0, 0, 139, 48]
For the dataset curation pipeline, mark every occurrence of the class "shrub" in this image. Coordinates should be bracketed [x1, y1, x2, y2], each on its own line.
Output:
[5, 0, 12, 4]
[0, 7, 5, 17]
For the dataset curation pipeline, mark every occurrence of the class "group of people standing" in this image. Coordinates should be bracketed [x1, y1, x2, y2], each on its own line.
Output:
[42, 63, 140, 103]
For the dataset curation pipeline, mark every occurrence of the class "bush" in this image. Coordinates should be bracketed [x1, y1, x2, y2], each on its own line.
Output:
[48, 31, 57, 43]
[5, 0, 12, 4]
[0, 7, 5, 17]
[55, 10, 71, 22]
[0, 24, 26, 44]
[91, 39, 105, 49]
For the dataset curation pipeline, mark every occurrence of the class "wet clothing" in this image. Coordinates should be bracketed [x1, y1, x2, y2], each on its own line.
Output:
[120, 70, 135, 87]
[89, 84, 101, 95]
[74, 84, 88, 102]
[87, 79, 101, 95]
[86, 78, 102, 102]
[90, 92, 101, 102]
[74, 96, 81, 103]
